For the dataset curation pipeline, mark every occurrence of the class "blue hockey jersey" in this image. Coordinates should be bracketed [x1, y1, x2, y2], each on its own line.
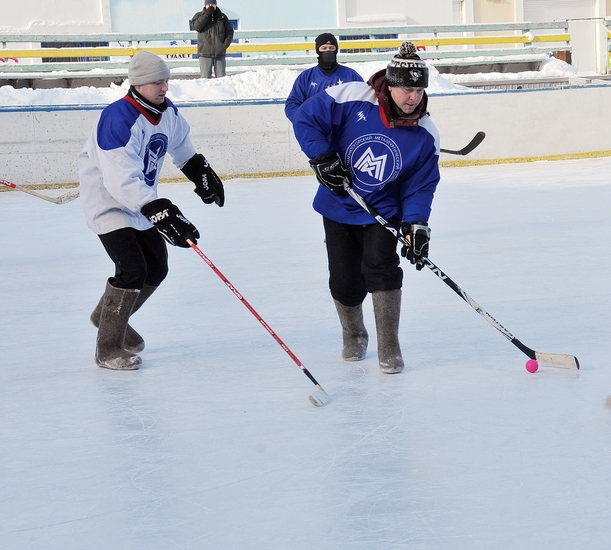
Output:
[284, 65, 364, 123]
[293, 80, 440, 226]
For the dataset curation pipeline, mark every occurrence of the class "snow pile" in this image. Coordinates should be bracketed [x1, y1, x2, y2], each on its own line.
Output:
[0, 57, 580, 107]
[442, 57, 578, 84]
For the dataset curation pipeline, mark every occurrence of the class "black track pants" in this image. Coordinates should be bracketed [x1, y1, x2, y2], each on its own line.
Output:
[323, 217, 402, 307]
[98, 227, 168, 290]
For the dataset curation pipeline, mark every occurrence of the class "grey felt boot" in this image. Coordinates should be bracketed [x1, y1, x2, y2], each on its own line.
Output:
[334, 300, 368, 361]
[372, 289, 404, 374]
[91, 283, 157, 353]
[95, 282, 142, 370]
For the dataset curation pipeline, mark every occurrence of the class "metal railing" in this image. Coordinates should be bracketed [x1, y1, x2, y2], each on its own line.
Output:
[0, 22, 571, 77]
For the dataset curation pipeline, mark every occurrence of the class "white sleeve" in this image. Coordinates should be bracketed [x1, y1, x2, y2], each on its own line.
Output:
[168, 111, 198, 170]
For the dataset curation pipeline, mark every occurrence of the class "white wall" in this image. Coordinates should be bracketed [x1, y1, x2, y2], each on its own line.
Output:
[2, 86, 611, 186]
[336, 0, 453, 26]
[109, 0, 336, 33]
[0, 0, 111, 33]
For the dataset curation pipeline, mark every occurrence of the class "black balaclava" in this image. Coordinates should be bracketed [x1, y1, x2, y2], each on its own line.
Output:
[315, 33, 339, 72]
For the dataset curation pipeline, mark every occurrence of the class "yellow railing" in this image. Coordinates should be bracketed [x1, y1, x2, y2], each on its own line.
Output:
[0, 34, 571, 60]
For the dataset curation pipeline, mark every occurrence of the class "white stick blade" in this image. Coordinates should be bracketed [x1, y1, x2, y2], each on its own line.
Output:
[309, 388, 330, 407]
[534, 352, 580, 370]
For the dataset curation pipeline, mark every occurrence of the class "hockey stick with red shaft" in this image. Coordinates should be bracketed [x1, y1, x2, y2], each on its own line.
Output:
[440, 131, 486, 156]
[0, 178, 80, 205]
[345, 187, 579, 370]
[187, 239, 330, 406]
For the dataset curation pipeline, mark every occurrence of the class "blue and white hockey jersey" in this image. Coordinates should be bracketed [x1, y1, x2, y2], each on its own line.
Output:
[78, 96, 197, 235]
[293, 79, 440, 226]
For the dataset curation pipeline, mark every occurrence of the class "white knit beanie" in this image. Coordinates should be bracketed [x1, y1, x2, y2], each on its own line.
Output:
[128, 51, 171, 86]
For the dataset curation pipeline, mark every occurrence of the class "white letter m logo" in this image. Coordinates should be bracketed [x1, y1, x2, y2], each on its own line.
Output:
[353, 147, 387, 182]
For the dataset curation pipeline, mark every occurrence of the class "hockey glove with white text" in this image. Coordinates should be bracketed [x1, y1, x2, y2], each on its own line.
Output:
[400, 222, 431, 271]
[309, 152, 351, 196]
[181, 153, 225, 207]
[141, 198, 200, 248]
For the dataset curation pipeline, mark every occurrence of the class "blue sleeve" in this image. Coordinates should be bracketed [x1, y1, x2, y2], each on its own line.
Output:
[97, 100, 140, 151]
[292, 90, 343, 158]
[284, 72, 310, 123]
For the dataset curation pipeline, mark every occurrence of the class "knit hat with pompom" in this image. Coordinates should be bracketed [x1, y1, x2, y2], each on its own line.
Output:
[385, 41, 429, 88]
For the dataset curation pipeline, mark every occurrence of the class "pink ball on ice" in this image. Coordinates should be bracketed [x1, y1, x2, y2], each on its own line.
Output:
[525, 359, 539, 373]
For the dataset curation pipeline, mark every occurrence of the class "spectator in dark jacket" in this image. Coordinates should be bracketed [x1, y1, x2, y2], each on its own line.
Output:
[190, 0, 234, 79]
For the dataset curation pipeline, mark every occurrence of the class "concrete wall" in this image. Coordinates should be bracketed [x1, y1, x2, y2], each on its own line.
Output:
[2, 85, 611, 186]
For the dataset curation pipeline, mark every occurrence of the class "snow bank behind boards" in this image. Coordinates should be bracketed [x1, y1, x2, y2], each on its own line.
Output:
[1, 86, 611, 185]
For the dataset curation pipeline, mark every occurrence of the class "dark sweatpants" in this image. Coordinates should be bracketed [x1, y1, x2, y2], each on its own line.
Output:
[98, 227, 168, 290]
[323, 217, 402, 307]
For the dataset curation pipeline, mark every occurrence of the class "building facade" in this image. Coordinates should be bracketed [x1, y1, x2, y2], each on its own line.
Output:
[4, 0, 610, 33]
[2, 0, 610, 71]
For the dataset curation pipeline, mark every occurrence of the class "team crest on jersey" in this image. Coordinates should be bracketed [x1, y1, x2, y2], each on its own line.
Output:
[143, 133, 169, 186]
[345, 134, 402, 193]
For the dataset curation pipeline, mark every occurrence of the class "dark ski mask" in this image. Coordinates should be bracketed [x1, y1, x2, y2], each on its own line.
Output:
[318, 50, 338, 71]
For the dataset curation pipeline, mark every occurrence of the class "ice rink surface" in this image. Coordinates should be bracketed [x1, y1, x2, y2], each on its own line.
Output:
[1, 158, 610, 549]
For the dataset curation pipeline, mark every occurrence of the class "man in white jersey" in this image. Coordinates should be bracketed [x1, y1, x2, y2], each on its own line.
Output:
[78, 51, 224, 371]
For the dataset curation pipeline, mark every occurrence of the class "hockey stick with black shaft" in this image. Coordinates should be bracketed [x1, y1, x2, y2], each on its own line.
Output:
[345, 187, 579, 370]
[186, 239, 330, 406]
[0, 178, 80, 205]
[440, 131, 486, 156]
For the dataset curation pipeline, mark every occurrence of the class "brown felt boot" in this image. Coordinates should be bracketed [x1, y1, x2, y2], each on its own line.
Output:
[334, 300, 368, 361]
[95, 282, 142, 370]
[372, 289, 404, 374]
[91, 283, 157, 353]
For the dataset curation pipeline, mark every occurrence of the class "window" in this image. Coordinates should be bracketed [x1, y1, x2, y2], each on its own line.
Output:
[338, 34, 397, 54]
[40, 42, 109, 63]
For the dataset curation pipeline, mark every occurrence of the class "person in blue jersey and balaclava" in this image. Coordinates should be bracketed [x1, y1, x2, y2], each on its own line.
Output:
[284, 32, 364, 123]
[293, 42, 440, 375]
[78, 51, 224, 371]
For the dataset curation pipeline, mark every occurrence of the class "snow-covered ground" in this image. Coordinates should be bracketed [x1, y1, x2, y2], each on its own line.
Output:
[1, 157, 610, 549]
[0, 57, 579, 107]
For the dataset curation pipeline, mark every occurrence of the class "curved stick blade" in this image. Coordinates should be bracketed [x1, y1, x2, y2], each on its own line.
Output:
[309, 387, 330, 407]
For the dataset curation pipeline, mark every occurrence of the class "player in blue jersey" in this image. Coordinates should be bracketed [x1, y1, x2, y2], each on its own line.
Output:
[293, 42, 440, 374]
[78, 51, 224, 371]
[284, 33, 364, 123]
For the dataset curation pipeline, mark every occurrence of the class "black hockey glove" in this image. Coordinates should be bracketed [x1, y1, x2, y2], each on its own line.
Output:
[141, 198, 200, 248]
[181, 153, 225, 207]
[400, 222, 431, 271]
[309, 152, 351, 196]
